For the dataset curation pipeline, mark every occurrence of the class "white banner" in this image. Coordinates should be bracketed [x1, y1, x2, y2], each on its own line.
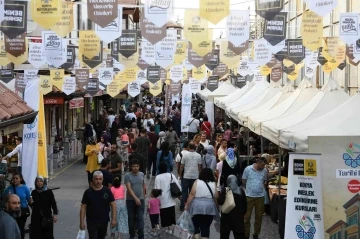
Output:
[308, 0, 338, 17]
[22, 78, 40, 190]
[42, 31, 67, 57]
[189, 78, 201, 93]
[183, 54, 194, 71]
[170, 65, 183, 82]
[62, 77, 76, 95]
[141, 40, 156, 65]
[144, 0, 173, 27]
[254, 38, 272, 66]
[268, 40, 286, 54]
[339, 13, 360, 46]
[95, 7, 123, 43]
[155, 29, 177, 68]
[99, 68, 114, 85]
[181, 83, 192, 133]
[285, 153, 324, 239]
[28, 43, 47, 68]
[47, 46, 67, 68]
[226, 10, 250, 46]
[127, 81, 141, 97]
[205, 101, 214, 127]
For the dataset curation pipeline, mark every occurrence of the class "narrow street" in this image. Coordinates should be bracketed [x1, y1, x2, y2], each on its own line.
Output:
[25, 156, 280, 239]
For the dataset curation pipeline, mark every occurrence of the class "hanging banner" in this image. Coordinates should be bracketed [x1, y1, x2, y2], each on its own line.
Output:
[288, 39, 305, 64]
[119, 49, 138, 68]
[75, 69, 89, 90]
[60, 45, 76, 70]
[127, 81, 140, 97]
[207, 75, 219, 92]
[174, 41, 187, 64]
[254, 38, 272, 66]
[47, 47, 67, 68]
[234, 74, 245, 88]
[119, 30, 137, 58]
[24, 70, 38, 82]
[137, 54, 150, 70]
[147, 65, 160, 83]
[192, 65, 207, 80]
[111, 39, 119, 60]
[226, 11, 249, 47]
[255, 0, 284, 20]
[260, 65, 271, 76]
[205, 49, 220, 70]
[170, 65, 183, 83]
[149, 81, 162, 96]
[98, 67, 113, 85]
[28, 43, 46, 68]
[271, 63, 282, 82]
[50, 2, 74, 37]
[87, 0, 117, 28]
[144, 0, 173, 28]
[263, 12, 287, 46]
[123, 67, 138, 83]
[308, 0, 338, 17]
[0, 69, 13, 83]
[285, 152, 324, 239]
[39, 75, 52, 95]
[42, 31, 65, 56]
[136, 69, 147, 84]
[4, 33, 25, 57]
[141, 40, 156, 65]
[82, 42, 103, 69]
[15, 73, 25, 93]
[220, 41, 239, 68]
[183, 54, 194, 71]
[1, 1, 27, 39]
[301, 11, 323, 51]
[339, 13, 360, 46]
[0, 41, 10, 66]
[86, 78, 99, 96]
[37, 91, 48, 178]
[155, 29, 177, 68]
[317, 47, 328, 65]
[95, 7, 123, 44]
[181, 83, 192, 132]
[31, 0, 61, 29]
[213, 62, 228, 78]
[189, 78, 201, 93]
[140, 13, 167, 44]
[200, 0, 229, 24]
[50, 69, 64, 90]
[274, 40, 288, 61]
[170, 80, 181, 95]
[188, 45, 213, 68]
[0, 0, 4, 23]
[228, 41, 249, 55]
[79, 30, 101, 59]
[106, 80, 121, 97]
[62, 76, 76, 95]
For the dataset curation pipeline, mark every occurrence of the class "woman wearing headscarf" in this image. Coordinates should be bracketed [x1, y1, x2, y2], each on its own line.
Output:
[30, 176, 58, 239]
[202, 145, 217, 172]
[110, 116, 120, 144]
[85, 137, 100, 187]
[97, 136, 111, 158]
[217, 175, 247, 239]
[220, 147, 241, 188]
[156, 141, 174, 174]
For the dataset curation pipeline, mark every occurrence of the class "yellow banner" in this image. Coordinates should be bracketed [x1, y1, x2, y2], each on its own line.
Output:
[0, 41, 10, 66]
[119, 50, 139, 68]
[32, 0, 62, 29]
[107, 80, 121, 97]
[325, 37, 340, 58]
[220, 41, 239, 68]
[192, 65, 207, 80]
[50, 2, 74, 37]
[149, 81, 162, 96]
[335, 45, 346, 65]
[79, 31, 101, 59]
[50, 69, 65, 90]
[260, 65, 271, 76]
[174, 41, 187, 64]
[287, 65, 301, 81]
[199, 0, 229, 24]
[37, 94, 48, 177]
[39, 75, 53, 95]
[300, 11, 323, 51]
[323, 58, 338, 74]
[123, 67, 139, 83]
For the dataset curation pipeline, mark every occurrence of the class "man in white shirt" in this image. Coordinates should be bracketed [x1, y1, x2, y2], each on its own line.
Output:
[4, 137, 22, 174]
[107, 109, 115, 129]
[187, 113, 200, 140]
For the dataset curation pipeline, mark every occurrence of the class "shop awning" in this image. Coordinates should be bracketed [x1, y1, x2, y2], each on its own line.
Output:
[69, 97, 84, 109]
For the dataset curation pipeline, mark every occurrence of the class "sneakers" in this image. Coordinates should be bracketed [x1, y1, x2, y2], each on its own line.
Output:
[156, 225, 160, 230]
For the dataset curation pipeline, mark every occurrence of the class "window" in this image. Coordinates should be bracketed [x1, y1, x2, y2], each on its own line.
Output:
[338, 231, 342, 239]
[348, 214, 358, 226]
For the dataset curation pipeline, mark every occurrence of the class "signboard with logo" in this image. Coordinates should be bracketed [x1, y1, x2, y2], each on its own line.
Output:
[263, 12, 287, 46]
[147, 65, 160, 84]
[44, 97, 64, 105]
[285, 153, 324, 239]
[0, 69, 13, 83]
[207, 76, 219, 92]
[119, 30, 137, 58]
[0, 1, 27, 39]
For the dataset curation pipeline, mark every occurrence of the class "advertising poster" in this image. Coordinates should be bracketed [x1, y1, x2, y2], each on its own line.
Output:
[1, 1, 27, 39]
[300, 11, 323, 51]
[50, 2, 74, 37]
[199, 0, 229, 24]
[207, 75, 219, 92]
[263, 12, 287, 46]
[87, 0, 117, 28]
[31, 0, 61, 29]
[285, 152, 324, 239]
[140, 12, 167, 44]
[95, 7, 123, 44]
[119, 30, 137, 58]
[255, 0, 284, 20]
[226, 11, 249, 47]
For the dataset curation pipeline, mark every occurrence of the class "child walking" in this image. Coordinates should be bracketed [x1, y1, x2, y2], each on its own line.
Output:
[148, 189, 162, 236]
[110, 177, 128, 239]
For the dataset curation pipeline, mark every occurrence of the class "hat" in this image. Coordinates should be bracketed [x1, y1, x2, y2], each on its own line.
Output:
[36, 175, 44, 181]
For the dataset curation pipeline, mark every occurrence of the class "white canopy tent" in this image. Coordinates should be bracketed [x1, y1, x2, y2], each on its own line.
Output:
[247, 78, 319, 135]
[237, 81, 295, 127]
[206, 81, 237, 102]
[216, 81, 255, 110]
[226, 80, 270, 119]
[214, 88, 242, 107]
[279, 92, 360, 152]
[261, 79, 351, 147]
[197, 88, 210, 101]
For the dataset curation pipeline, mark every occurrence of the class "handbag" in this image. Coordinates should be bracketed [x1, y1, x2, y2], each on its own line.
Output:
[97, 153, 104, 164]
[170, 173, 182, 197]
[40, 209, 53, 229]
[221, 187, 236, 213]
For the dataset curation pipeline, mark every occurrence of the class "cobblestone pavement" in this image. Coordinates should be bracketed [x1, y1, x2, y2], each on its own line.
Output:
[24, 157, 280, 239]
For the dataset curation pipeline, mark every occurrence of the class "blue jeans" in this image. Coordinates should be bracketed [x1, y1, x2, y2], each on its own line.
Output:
[127, 199, 145, 239]
[181, 178, 196, 209]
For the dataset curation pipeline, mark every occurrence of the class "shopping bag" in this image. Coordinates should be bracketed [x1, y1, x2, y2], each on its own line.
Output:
[176, 211, 194, 233]
[174, 225, 193, 239]
[76, 230, 86, 239]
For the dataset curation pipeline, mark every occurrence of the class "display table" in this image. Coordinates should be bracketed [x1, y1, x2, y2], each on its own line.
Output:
[269, 187, 287, 223]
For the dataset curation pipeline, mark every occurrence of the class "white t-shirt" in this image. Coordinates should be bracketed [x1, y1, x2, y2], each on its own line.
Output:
[154, 173, 181, 208]
[200, 140, 209, 148]
[188, 118, 200, 133]
[143, 118, 154, 131]
[155, 106, 163, 115]
[195, 180, 216, 198]
[125, 112, 137, 121]
[175, 150, 190, 163]
[108, 115, 115, 127]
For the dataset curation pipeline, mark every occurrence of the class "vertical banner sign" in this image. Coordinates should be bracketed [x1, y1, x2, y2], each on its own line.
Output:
[119, 30, 137, 58]
[47, 47, 67, 68]
[140, 12, 167, 44]
[220, 41, 239, 68]
[50, 69, 64, 90]
[75, 69, 89, 90]
[111, 39, 119, 60]
[37, 92, 48, 178]
[339, 13, 360, 46]
[147, 65, 160, 83]
[15, 73, 25, 93]
[213, 62, 228, 78]
[144, 0, 173, 28]
[39, 75, 52, 95]
[86, 78, 99, 96]
[137, 52, 150, 70]
[60, 45, 76, 70]
[98, 67, 114, 85]
[254, 38, 272, 66]
[285, 153, 324, 239]
[28, 43, 47, 68]
[170, 80, 181, 95]
[263, 12, 287, 46]
[228, 41, 249, 55]
[31, 0, 61, 29]
[189, 78, 201, 93]
[174, 41, 187, 64]
[207, 75, 219, 92]
[301, 11, 323, 51]
[87, 0, 117, 28]
[205, 49, 220, 70]
[199, 0, 229, 24]
[42, 31, 65, 56]
[192, 65, 207, 80]
[127, 81, 141, 97]
[79, 31, 101, 59]
[188, 46, 213, 68]
[226, 11, 250, 47]
[274, 40, 288, 61]
[0, 69, 13, 83]
[5, 33, 25, 57]
[235, 74, 246, 88]
[308, 0, 338, 17]
[155, 29, 177, 68]
[288, 39, 305, 64]
[119, 50, 139, 68]
[181, 83, 192, 132]
[0, 41, 10, 66]
[50, 2, 74, 37]
[0, 1, 27, 39]
[82, 42, 103, 69]
[255, 0, 284, 20]
[106, 80, 121, 97]
[95, 6, 123, 43]
[141, 40, 156, 64]
[136, 69, 147, 84]
[62, 76, 76, 95]
[0, 0, 4, 23]
[170, 65, 183, 82]
[149, 81, 162, 96]
[22, 78, 40, 190]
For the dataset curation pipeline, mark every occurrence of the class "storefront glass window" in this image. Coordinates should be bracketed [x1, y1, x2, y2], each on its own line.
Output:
[347, 214, 358, 226]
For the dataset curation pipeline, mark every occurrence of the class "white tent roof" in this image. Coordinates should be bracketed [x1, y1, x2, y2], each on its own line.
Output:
[214, 88, 242, 107]
[227, 80, 270, 119]
[280, 92, 359, 152]
[248, 78, 319, 135]
[217, 81, 255, 110]
[238, 81, 295, 127]
[206, 81, 237, 102]
[197, 88, 211, 101]
[261, 79, 351, 147]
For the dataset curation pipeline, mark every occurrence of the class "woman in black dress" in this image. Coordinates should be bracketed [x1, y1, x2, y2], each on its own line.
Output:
[30, 176, 58, 239]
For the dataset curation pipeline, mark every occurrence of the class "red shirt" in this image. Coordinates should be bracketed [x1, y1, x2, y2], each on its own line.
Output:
[201, 121, 212, 138]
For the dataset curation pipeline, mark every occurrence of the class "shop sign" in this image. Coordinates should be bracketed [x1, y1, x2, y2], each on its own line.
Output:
[44, 97, 64, 105]
[69, 97, 84, 109]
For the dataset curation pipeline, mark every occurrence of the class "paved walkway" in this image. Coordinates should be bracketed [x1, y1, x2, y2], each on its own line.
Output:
[25, 156, 280, 239]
